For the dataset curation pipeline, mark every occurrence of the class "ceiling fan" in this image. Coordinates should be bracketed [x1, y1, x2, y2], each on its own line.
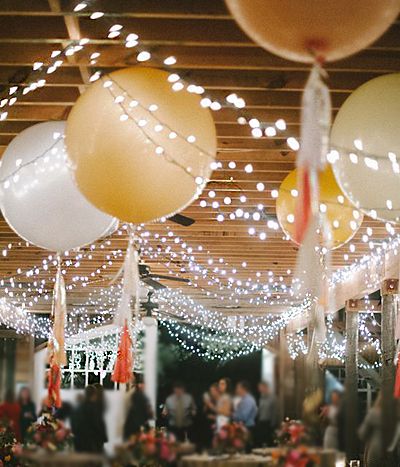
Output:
[140, 291, 185, 322]
[140, 291, 159, 316]
[139, 262, 190, 290]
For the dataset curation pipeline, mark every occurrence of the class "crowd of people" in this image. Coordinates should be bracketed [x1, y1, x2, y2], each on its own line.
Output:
[161, 378, 278, 448]
[0, 378, 390, 465]
[0, 387, 36, 442]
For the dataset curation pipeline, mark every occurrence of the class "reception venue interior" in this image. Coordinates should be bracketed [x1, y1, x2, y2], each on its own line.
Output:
[1, 1, 400, 466]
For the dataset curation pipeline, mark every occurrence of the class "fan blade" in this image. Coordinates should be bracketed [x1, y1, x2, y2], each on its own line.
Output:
[169, 214, 195, 226]
[148, 274, 190, 283]
[142, 277, 167, 290]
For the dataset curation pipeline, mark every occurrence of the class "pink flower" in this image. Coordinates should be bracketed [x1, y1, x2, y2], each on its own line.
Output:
[233, 439, 244, 449]
[219, 429, 228, 440]
[55, 428, 66, 441]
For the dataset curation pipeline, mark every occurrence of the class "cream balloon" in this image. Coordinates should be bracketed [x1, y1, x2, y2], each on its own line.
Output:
[66, 67, 217, 224]
[330, 73, 400, 223]
[226, 0, 399, 63]
[0, 121, 117, 251]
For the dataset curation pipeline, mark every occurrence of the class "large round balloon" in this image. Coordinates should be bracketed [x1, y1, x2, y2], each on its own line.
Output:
[331, 73, 400, 223]
[66, 67, 217, 224]
[0, 122, 117, 251]
[276, 166, 363, 249]
[225, 0, 399, 63]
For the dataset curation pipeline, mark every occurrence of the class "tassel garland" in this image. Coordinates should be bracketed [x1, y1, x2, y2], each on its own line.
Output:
[112, 236, 140, 384]
[47, 260, 67, 408]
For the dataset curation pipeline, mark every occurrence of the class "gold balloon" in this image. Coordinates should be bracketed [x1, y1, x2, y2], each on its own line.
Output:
[66, 67, 217, 223]
[225, 0, 399, 63]
[276, 166, 363, 249]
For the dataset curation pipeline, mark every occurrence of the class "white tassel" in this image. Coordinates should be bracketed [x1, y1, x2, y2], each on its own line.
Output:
[114, 238, 140, 329]
[293, 215, 321, 299]
[297, 63, 331, 172]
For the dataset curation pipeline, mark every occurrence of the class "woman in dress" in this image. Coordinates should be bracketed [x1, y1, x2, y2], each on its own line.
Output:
[216, 378, 232, 432]
[202, 382, 219, 446]
[322, 390, 341, 449]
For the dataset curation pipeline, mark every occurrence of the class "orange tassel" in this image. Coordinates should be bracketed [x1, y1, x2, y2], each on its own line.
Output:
[294, 168, 312, 244]
[112, 321, 133, 384]
[47, 362, 62, 408]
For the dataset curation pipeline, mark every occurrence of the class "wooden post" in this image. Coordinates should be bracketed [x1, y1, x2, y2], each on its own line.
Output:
[345, 299, 359, 461]
[381, 279, 399, 466]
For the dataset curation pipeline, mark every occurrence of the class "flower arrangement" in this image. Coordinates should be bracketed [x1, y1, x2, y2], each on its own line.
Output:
[273, 419, 319, 466]
[271, 445, 320, 467]
[276, 419, 309, 447]
[212, 422, 249, 454]
[24, 414, 72, 452]
[127, 428, 177, 466]
[0, 422, 23, 467]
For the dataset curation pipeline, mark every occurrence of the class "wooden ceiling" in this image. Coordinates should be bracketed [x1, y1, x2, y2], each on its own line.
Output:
[0, 0, 399, 316]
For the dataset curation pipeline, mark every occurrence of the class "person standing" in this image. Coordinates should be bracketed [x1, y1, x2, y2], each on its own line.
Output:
[18, 387, 36, 442]
[322, 390, 341, 450]
[233, 381, 258, 431]
[256, 381, 278, 447]
[163, 382, 196, 441]
[216, 378, 232, 432]
[123, 378, 153, 440]
[201, 382, 219, 447]
[359, 393, 383, 467]
[0, 389, 21, 441]
[71, 385, 107, 453]
[93, 383, 108, 451]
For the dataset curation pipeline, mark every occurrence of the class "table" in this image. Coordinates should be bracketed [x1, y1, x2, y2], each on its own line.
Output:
[181, 449, 344, 467]
[180, 453, 272, 467]
[253, 448, 343, 467]
[18, 451, 107, 466]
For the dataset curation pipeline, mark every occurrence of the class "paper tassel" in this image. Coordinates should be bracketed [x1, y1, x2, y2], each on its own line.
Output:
[294, 168, 312, 244]
[48, 363, 62, 408]
[47, 260, 66, 408]
[312, 303, 327, 343]
[295, 63, 331, 243]
[48, 265, 67, 367]
[112, 236, 140, 383]
[297, 64, 331, 171]
[293, 215, 321, 299]
[112, 321, 134, 384]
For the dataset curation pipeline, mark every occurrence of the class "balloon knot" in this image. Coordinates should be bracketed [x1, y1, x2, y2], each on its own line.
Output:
[305, 38, 328, 64]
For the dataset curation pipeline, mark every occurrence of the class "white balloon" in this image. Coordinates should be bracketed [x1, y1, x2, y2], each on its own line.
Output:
[331, 74, 400, 223]
[0, 121, 116, 251]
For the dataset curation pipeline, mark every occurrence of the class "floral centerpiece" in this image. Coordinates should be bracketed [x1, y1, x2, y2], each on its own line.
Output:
[24, 414, 72, 453]
[125, 428, 177, 466]
[276, 419, 310, 447]
[212, 422, 249, 455]
[0, 422, 23, 467]
[272, 419, 319, 467]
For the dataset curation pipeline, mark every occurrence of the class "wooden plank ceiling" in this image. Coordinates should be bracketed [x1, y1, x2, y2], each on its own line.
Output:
[0, 0, 398, 316]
